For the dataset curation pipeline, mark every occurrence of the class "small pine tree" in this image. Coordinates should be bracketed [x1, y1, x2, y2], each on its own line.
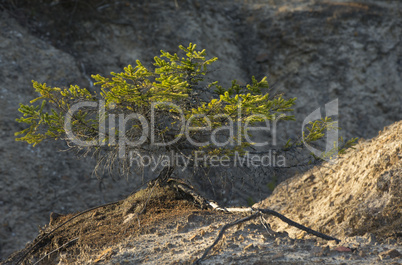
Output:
[15, 43, 355, 187]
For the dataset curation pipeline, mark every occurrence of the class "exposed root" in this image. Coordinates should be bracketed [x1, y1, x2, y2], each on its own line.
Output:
[167, 179, 342, 264]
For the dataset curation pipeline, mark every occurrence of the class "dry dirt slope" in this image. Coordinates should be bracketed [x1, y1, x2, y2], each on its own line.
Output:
[256, 120, 402, 242]
[100, 120, 400, 265]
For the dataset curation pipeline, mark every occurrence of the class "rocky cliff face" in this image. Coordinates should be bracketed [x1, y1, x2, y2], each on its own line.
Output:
[0, 0, 401, 259]
[244, 1, 402, 140]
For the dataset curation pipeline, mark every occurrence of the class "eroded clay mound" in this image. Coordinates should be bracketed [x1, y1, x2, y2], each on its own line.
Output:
[255, 120, 401, 241]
